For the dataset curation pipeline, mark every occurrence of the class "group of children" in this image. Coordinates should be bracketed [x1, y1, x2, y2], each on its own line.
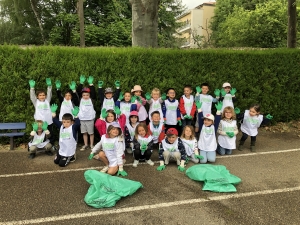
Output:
[28, 77, 273, 175]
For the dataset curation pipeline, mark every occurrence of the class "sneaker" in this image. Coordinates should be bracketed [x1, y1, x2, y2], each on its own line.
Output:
[126, 148, 133, 154]
[70, 154, 76, 163]
[45, 151, 54, 156]
[132, 160, 139, 167]
[28, 153, 36, 159]
[250, 146, 256, 152]
[90, 145, 94, 150]
[100, 166, 109, 173]
[80, 145, 88, 151]
[146, 159, 154, 166]
[51, 146, 58, 152]
[238, 145, 244, 151]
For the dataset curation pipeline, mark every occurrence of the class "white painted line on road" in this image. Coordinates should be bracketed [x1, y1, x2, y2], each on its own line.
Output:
[1, 148, 300, 178]
[1, 185, 300, 225]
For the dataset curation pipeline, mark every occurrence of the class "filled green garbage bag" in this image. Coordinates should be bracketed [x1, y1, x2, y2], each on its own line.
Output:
[186, 164, 241, 193]
[84, 170, 143, 208]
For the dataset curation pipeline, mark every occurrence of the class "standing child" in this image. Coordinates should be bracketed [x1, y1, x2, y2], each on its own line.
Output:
[115, 91, 137, 124]
[131, 85, 148, 123]
[180, 125, 203, 163]
[145, 88, 165, 123]
[237, 104, 273, 152]
[124, 111, 139, 154]
[148, 111, 165, 149]
[179, 85, 196, 128]
[217, 106, 238, 155]
[98, 80, 121, 111]
[132, 123, 154, 167]
[214, 82, 237, 113]
[157, 128, 187, 172]
[88, 123, 127, 176]
[196, 101, 222, 163]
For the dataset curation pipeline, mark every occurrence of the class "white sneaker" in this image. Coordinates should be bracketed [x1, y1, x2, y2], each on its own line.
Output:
[100, 166, 108, 173]
[146, 159, 154, 166]
[90, 145, 94, 150]
[132, 160, 139, 167]
[80, 145, 88, 151]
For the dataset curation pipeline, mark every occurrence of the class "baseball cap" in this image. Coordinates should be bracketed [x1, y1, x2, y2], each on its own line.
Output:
[203, 113, 215, 122]
[105, 87, 114, 94]
[166, 128, 178, 136]
[222, 82, 231, 88]
[129, 111, 139, 117]
[82, 87, 90, 93]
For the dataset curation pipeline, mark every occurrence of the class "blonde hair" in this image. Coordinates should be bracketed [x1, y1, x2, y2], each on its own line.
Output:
[134, 123, 149, 140]
[151, 88, 161, 96]
[36, 120, 43, 129]
[221, 106, 236, 120]
[181, 125, 195, 140]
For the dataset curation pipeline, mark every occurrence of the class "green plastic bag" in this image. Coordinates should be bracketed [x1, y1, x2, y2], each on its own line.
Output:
[185, 164, 241, 193]
[84, 170, 143, 208]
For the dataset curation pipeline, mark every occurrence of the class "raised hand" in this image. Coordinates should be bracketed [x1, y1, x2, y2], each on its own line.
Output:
[131, 96, 137, 103]
[266, 114, 273, 120]
[230, 88, 237, 96]
[32, 122, 38, 132]
[88, 153, 94, 160]
[87, 76, 94, 85]
[195, 100, 202, 109]
[46, 78, 52, 87]
[69, 81, 76, 91]
[161, 93, 167, 100]
[196, 86, 201, 94]
[42, 121, 48, 131]
[50, 103, 58, 113]
[80, 75, 86, 84]
[221, 89, 227, 97]
[71, 106, 79, 117]
[118, 92, 124, 101]
[101, 108, 108, 118]
[156, 165, 166, 171]
[234, 107, 240, 114]
[55, 80, 61, 89]
[215, 101, 223, 111]
[29, 80, 36, 88]
[214, 89, 220, 97]
[145, 92, 151, 100]
[117, 170, 128, 177]
[115, 80, 120, 88]
[98, 81, 103, 88]
[114, 106, 121, 115]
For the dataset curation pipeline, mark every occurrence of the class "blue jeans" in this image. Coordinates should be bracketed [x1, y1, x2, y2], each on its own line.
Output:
[199, 150, 216, 163]
[216, 145, 232, 155]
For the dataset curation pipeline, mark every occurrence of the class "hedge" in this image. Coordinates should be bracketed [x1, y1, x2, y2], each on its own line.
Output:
[0, 45, 299, 144]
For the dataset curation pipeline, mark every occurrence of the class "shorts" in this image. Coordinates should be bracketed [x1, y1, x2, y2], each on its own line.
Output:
[80, 120, 94, 134]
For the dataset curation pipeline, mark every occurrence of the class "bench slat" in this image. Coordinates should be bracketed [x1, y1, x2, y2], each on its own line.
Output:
[0, 132, 25, 137]
[0, 123, 26, 130]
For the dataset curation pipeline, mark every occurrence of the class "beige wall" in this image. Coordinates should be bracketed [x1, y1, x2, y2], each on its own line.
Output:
[202, 5, 215, 41]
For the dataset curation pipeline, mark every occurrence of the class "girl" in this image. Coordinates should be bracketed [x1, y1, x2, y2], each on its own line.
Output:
[125, 111, 139, 154]
[215, 82, 237, 113]
[238, 104, 273, 152]
[131, 85, 148, 123]
[217, 106, 238, 155]
[180, 125, 202, 163]
[132, 123, 154, 167]
[89, 123, 127, 176]
[145, 88, 165, 122]
[115, 91, 137, 124]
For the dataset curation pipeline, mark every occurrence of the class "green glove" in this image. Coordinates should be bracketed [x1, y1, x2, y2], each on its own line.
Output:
[80, 75, 86, 84]
[69, 81, 76, 91]
[131, 96, 137, 103]
[178, 166, 185, 172]
[46, 78, 52, 87]
[98, 81, 103, 88]
[118, 92, 124, 101]
[42, 121, 48, 131]
[196, 86, 201, 94]
[163, 120, 166, 125]
[195, 100, 202, 109]
[184, 115, 190, 119]
[136, 96, 142, 104]
[71, 106, 79, 117]
[214, 89, 220, 97]
[88, 153, 94, 160]
[145, 92, 151, 100]
[55, 80, 61, 89]
[29, 80, 36, 88]
[195, 154, 204, 160]
[161, 93, 167, 100]
[188, 115, 193, 119]
[221, 89, 227, 97]
[87, 76, 94, 85]
[185, 157, 189, 164]
[140, 144, 147, 152]
[215, 101, 223, 111]
[115, 80, 120, 88]
[156, 165, 166, 171]
[114, 106, 121, 115]
[266, 114, 273, 120]
[178, 120, 182, 126]
[230, 88, 237, 96]
[50, 103, 58, 113]
[117, 170, 128, 177]
[226, 132, 234, 138]
[234, 107, 240, 114]
[32, 122, 38, 132]
[101, 108, 108, 118]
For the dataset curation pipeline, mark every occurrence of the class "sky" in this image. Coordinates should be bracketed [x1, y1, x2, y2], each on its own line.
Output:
[181, 0, 216, 10]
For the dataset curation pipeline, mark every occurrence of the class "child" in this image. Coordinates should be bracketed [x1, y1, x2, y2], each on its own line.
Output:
[98, 80, 121, 111]
[215, 82, 237, 113]
[157, 128, 187, 172]
[179, 85, 196, 128]
[124, 111, 139, 154]
[52, 105, 80, 167]
[77, 75, 96, 151]
[28, 120, 53, 159]
[148, 111, 165, 149]
[29, 78, 54, 145]
[115, 91, 137, 124]
[237, 104, 273, 152]
[217, 106, 238, 155]
[88, 123, 127, 176]
[131, 85, 148, 123]
[145, 88, 165, 123]
[194, 83, 218, 133]
[180, 125, 203, 163]
[55, 80, 79, 121]
[162, 88, 182, 133]
[132, 123, 154, 167]
[196, 101, 222, 163]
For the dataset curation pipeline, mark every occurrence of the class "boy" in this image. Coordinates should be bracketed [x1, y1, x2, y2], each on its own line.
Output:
[98, 80, 121, 111]
[52, 104, 80, 167]
[156, 128, 187, 172]
[215, 82, 237, 113]
[28, 120, 53, 159]
[179, 85, 196, 128]
[148, 111, 165, 149]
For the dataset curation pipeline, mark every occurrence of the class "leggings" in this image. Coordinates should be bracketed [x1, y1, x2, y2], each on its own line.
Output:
[240, 132, 257, 142]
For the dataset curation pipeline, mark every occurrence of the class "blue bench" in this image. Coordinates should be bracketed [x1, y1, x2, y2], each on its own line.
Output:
[0, 122, 26, 150]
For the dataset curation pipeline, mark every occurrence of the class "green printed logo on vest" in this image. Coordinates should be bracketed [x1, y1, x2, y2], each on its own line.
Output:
[201, 97, 211, 103]
[61, 132, 71, 139]
[245, 117, 259, 124]
[122, 106, 130, 112]
[153, 131, 159, 137]
[105, 101, 114, 107]
[167, 146, 176, 152]
[167, 105, 177, 110]
[32, 137, 43, 145]
[103, 143, 115, 150]
[130, 131, 134, 137]
[223, 127, 234, 132]
[62, 101, 71, 107]
[37, 103, 49, 110]
[153, 103, 160, 109]
[224, 96, 232, 101]
[203, 127, 213, 134]
[184, 102, 192, 107]
[139, 140, 149, 145]
[81, 100, 91, 106]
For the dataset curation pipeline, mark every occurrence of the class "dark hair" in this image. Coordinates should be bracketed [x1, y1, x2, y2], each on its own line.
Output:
[107, 125, 122, 136]
[201, 82, 209, 88]
[36, 89, 46, 96]
[250, 104, 261, 113]
[129, 115, 139, 123]
[184, 85, 192, 90]
[166, 88, 175, 94]
[62, 113, 73, 121]
[64, 89, 73, 96]
[105, 109, 117, 122]
[151, 111, 160, 118]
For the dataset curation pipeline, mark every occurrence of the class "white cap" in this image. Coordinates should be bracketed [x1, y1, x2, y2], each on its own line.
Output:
[203, 113, 215, 122]
[222, 82, 231, 88]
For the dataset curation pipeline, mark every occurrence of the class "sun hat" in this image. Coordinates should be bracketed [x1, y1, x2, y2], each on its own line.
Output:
[131, 85, 143, 93]
[222, 82, 231, 88]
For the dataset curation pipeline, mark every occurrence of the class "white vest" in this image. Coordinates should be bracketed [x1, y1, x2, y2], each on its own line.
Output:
[165, 99, 178, 125]
[120, 102, 131, 123]
[28, 132, 49, 148]
[221, 93, 234, 112]
[34, 99, 53, 125]
[218, 120, 236, 149]
[59, 99, 74, 121]
[126, 123, 139, 141]
[161, 138, 179, 152]
[103, 98, 115, 111]
[198, 125, 217, 151]
[149, 99, 164, 122]
[199, 94, 213, 115]
[181, 95, 194, 119]
[59, 125, 77, 157]
[101, 135, 118, 166]
[149, 122, 163, 143]
[78, 98, 95, 120]
[181, 138, 197, 156]
[241, 110, 263, 136]
[138, 104, 148, 121]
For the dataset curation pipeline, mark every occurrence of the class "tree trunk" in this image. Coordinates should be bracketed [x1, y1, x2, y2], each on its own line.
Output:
[287, 0, 297, 48]
[29, 0, 45, 44]
[77, 0, 85, 47]
[130, 0, 159, 47]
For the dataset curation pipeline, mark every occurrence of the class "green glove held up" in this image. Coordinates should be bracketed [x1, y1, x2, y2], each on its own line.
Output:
[161, 93, 167, 100]
[46, 78, 52, 87]
[87, 76, 94, 85]
[98, 81, 103, 88]
[156, 165, 166, 171]
[230, 88, 237, 96]
[88, 153, 94, 160]
[55, 80, 61, 89]
[266, 114, 273, 120]
[178, 166, 185, 172]
[69, 81, 76, 91]
[101, 108, 108, 118]
[115, 80, 120, 88]
[50, 104, 58, 113]
[196, 86, 201, 94]
[234, 107, 240, 114]
[114, 106, 121, 115]
[221, 89, 227, 97]
[117, 170, 128, 177]
[118, 92, 124, 101]
[145, 92, 151, 100]
[215, 101, 223, 111]
[32, 122, 38, 132]
[80, 75, 86, 84]
[71, 106, 79, 117]
[195, 154, 204, 160]
[131, 96, 137, 103]
[214, 89, 220, 97]
[195, 100, 202, 109]
[42, 121, 48, 131]
[29, 80, 36, 88]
